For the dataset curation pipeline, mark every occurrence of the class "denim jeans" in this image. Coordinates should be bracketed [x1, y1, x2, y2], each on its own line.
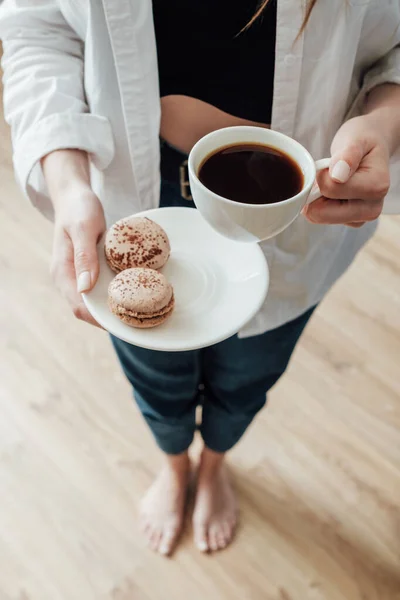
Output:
[111, 180, 315, 454]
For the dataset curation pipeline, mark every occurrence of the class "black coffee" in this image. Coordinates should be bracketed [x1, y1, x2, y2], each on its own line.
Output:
[198, 143, 304, 205]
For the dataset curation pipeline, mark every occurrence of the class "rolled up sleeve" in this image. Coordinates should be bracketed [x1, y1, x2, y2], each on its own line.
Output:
[364, 46, 400, 214]
[362, 46, 400, 94]
[357, 45, 400, 214]
[0, 0, 115, 220]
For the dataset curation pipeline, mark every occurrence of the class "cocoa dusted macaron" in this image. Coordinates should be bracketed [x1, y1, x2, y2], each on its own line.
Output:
[108, 268, 175, 329]
[104, 216, 170, 273]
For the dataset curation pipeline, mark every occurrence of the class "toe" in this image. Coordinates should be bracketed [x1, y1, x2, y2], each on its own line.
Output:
[216, 530, 227, 550]
[141, 521, 154, 546]
[150, 529, 162, 552]
[208, 526, 220, 552]
[231, 509, 238, 526]
[139, 520, 146, 534]
[159, 528, 177, 556]
[140, 515, 151, 534]
[227, 515, 237, 534]
[222, 521, 234, 544]
[194, 523, 209, 553]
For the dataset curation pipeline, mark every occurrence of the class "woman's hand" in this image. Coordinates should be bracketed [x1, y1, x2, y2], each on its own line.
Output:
[43, 150, 106, 327]
[51, 189, 106, 327]
[303, 114, 391, 227]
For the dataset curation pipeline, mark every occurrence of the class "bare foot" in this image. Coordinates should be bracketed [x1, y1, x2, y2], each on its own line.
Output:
[140, 452, 190, 556]
[192, 448, 238, 552]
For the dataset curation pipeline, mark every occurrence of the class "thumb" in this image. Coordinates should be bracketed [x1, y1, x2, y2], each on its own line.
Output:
[70, 222, 101, 294]
[329, 141, 364, 184]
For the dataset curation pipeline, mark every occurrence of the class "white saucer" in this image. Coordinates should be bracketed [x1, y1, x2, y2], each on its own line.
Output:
[83, 207, 269, 352]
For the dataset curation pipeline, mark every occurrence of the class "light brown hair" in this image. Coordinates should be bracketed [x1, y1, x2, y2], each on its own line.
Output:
[246, 0, 318, 34]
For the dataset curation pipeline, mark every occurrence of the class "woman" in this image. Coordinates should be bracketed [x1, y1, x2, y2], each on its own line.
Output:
[1, 0, 400, 556]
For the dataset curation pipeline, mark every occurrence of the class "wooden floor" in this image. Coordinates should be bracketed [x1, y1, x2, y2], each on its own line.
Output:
[1, 87, 400, 600]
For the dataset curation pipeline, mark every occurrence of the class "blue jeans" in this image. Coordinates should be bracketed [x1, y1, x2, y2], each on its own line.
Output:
[111, 180, 315, 454]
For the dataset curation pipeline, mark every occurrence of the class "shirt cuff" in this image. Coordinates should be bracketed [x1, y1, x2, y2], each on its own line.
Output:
[348, 50, 400, 118]
[362, 52, 400, 214]
[345, 50, 400, 214]
[362, 49, 400, 96]
[13, 112, 115, 220]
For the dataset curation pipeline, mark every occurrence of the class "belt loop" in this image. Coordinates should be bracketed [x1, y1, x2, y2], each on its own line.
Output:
[179, 159, 193, 201]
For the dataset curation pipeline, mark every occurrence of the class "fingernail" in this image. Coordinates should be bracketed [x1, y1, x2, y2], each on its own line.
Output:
[197, 541, 208, 552]
[159, 545, 169, 556]
[331, 160, 351, 183]
[77, 271, 91, 293]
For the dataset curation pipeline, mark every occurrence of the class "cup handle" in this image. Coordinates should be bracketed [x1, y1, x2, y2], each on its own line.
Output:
[306, 158, 331, 205]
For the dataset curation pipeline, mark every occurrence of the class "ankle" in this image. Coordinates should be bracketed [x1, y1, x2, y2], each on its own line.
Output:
[199, 446, 226, 475]
[164, 451, 190, 477]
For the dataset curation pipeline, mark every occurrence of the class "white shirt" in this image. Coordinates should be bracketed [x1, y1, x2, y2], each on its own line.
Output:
[1, 0, 400, 336]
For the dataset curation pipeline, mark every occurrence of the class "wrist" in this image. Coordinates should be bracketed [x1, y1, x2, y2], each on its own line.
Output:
[364, 109, 400, 155]
[364, 84, 400, 155]
[52, 187, 100, 223]
[42, 149, 93, 203]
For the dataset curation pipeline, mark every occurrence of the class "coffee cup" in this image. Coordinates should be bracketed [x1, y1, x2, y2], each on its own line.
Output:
[188, 126, 330, 243]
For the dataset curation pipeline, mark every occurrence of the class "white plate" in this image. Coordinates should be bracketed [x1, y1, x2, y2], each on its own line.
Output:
[83, 207, 269, 352]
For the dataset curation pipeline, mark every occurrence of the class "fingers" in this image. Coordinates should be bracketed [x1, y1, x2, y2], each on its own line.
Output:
[330, 142, 364, 184]
[317, 144, 390, 201]
[305, 145, 389, 225]
[305, 197, 383, 225]
[51, 227, 102, 328]
[303, 115, 391, 226]
[72, 301, 102, 328]
[69, 219, 102, 293]
[320, 131, 390, 201]
[317, 167, 390, 203]
[52, 190, 106, 294]
[347, 222, 366, 229]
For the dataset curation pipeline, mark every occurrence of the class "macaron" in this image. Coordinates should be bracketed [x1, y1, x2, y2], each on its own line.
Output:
[108, 268, 174, 329]
[104, 216, 170, 273]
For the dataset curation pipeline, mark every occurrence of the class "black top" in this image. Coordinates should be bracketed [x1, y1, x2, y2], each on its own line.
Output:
[152, 0, 277, 125]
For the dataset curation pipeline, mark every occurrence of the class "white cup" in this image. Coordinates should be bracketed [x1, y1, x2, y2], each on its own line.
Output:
[188, 126, 330, 243]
